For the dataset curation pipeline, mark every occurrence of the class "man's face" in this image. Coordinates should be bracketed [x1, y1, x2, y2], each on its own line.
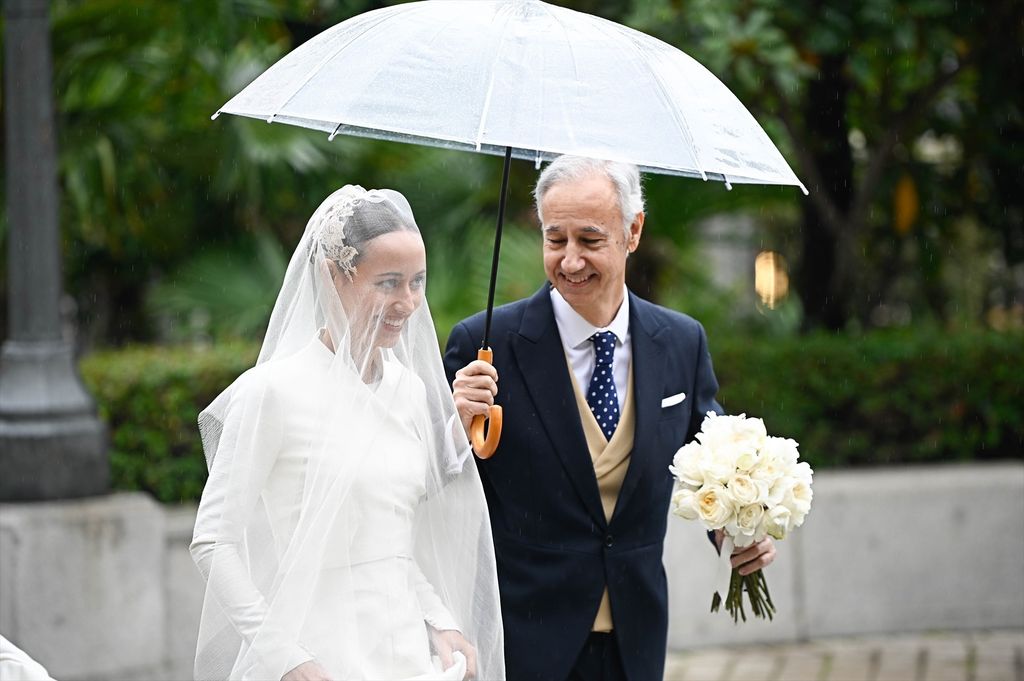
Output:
[541, 172, 643, 327]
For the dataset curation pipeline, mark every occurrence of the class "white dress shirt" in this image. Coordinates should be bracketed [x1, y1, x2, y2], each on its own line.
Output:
[550, 286, 631, 414]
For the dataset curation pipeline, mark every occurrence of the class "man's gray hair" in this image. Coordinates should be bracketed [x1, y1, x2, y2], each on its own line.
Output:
[534, 156, 645, 236]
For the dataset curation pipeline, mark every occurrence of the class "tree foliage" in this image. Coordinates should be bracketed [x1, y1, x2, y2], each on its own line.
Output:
[2, 0, 1020, 346]
[630, 0, 1024, 330]
[78, 328, 1024, 502]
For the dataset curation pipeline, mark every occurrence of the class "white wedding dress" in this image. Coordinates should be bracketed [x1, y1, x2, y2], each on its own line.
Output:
[193, 185, 501, 681]
[192, 339, 466, 680]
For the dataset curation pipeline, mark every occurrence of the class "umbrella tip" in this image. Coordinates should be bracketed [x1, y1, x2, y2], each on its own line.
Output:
[724, 180, 733, 191]
[799, 182, 809, 196]
[266, 114, 276, 124]
[211, 111, 220, 121]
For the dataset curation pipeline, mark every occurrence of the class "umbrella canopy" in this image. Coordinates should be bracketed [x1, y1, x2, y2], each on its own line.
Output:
[215, 0, 805, 191]
[214, 0, 807, 457]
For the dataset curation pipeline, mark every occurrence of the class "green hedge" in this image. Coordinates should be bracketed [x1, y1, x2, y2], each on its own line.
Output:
[80, 343, 258, 503]
[712, 330, 1024, 469]
[80, 331, 1022, 503]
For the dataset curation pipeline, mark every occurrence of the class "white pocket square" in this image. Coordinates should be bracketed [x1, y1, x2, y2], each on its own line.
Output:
[661, 392, 686, 408]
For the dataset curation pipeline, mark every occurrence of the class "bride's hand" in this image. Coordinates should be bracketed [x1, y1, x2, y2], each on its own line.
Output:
[430, 628, 478, 680]
[282, 660, 333, 681]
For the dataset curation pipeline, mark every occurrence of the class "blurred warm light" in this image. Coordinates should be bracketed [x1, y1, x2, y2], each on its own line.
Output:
[755, 251, 789, 309]
[987, 303, 1024, 330]
[893, 174, 919, 235]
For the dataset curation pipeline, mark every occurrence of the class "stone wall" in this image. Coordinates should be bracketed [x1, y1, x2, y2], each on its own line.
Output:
[1, 463, 1021, 678]
[0, 494, 165, 680]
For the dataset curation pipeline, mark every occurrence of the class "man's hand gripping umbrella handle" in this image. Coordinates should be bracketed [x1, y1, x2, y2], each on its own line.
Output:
[471, 146, 512, 460]
[470, 348, 502, 459]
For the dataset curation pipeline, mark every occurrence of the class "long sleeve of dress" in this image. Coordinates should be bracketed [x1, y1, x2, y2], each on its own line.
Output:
[410, 562, 461, 633]
[191, 376, 313, 677]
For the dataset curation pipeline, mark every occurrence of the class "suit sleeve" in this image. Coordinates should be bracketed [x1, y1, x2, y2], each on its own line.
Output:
[687, 321, 724, 445]
[687, 322, 726, 552]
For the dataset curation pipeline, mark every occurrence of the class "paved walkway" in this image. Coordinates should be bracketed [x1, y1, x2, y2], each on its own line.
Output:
[664, 629, 1023, 681]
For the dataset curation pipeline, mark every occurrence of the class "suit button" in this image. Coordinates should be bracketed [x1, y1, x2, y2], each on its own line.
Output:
[604, 534, 614, 548]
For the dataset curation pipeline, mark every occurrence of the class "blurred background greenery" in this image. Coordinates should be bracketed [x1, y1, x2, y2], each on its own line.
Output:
[2, 0, 1022, 501]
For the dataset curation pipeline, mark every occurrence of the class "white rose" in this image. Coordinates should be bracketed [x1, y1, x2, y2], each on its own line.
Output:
[789, 460, 814, 484]
[669, 441, 707, 489]
[792, 476, 813, 508]
[784, 478, 813, 523]
[705, 455, 737, 485]
[733, 416, 768, 453]
[694, 412, 737, 453]
[727, 474, 762, 506]
[670, 486, 700, 520]
[735, 446, 762, 473]
[763, 436, 799, 469]
[698, 413, 767, 472]
[763, 505, 792, 540]
[696, 484, 735, 530]
[730, 504, 766, 548]
[779, 461, 813, 515]
[699, 413, 765, 448]
[766, 475, 794, 507]
[749, 455, 784, 489]
[682, 438, 735, 486]
[704, 411, 770, 444]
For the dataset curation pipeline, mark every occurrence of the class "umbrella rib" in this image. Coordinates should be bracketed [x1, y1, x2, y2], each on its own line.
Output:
[542, 3, 583, 155]
[267, 6, 404, 123]
[474, 5, 517, 150]
[618, 31, 709, 182]
[541, 4, 709, 178]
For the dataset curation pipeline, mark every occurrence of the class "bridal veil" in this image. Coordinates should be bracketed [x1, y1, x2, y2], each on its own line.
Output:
[191, 186, 503, 680]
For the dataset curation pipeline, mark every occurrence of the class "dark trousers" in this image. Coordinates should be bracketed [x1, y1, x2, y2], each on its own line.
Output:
[567, 632, 628, 681]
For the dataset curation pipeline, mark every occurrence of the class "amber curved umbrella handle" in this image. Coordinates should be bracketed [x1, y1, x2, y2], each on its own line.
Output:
[469, 348, 502, 459]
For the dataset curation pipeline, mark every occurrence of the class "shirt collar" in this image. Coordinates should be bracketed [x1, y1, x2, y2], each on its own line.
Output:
[550, 285, 630, 349]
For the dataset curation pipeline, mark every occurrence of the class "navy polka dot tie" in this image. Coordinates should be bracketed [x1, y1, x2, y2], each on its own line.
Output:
[586, 331, 620, 441]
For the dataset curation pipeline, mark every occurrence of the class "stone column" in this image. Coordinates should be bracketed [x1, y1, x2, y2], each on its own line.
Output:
[0, 0, 107, 500]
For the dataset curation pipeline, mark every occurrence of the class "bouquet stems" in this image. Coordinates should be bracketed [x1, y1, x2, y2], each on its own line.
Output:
[711, 568, 776, 623]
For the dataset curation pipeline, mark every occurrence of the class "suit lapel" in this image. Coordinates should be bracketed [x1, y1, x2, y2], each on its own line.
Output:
[613, 293, 668, 522]
[511, 287, 608, 529]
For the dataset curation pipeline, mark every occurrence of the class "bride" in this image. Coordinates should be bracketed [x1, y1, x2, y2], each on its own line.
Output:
[190, 186, 504, 681]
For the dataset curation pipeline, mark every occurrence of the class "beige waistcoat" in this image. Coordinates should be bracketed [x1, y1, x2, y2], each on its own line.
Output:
[566, 360, 636, 632]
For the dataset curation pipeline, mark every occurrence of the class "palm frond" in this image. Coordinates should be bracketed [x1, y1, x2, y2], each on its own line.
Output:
[147, 231, 286, 341]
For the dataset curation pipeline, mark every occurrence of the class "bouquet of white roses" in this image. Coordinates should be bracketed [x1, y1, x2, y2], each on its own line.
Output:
[669, 412, 813, 622]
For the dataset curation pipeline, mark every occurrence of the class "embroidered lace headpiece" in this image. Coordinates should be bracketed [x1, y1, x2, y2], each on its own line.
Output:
[317, 196, 360, 281]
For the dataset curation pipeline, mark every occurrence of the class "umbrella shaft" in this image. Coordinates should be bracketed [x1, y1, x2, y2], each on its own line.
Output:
[482, 146, 513, 350]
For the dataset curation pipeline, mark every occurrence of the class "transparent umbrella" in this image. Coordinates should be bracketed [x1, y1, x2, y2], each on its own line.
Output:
[214, 0, 806, 456]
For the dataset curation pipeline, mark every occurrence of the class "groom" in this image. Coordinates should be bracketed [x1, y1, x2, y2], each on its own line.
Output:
[444, 156, 775, 681]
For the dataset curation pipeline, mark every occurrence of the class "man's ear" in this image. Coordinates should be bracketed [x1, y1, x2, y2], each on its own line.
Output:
[627, 212, 645, 252]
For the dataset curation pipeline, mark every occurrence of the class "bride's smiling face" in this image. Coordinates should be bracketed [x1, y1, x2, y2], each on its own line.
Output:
[332, 230, 427, 349]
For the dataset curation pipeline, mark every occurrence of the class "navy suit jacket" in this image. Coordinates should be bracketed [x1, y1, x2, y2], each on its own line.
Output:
[443, 286, 722, 681]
